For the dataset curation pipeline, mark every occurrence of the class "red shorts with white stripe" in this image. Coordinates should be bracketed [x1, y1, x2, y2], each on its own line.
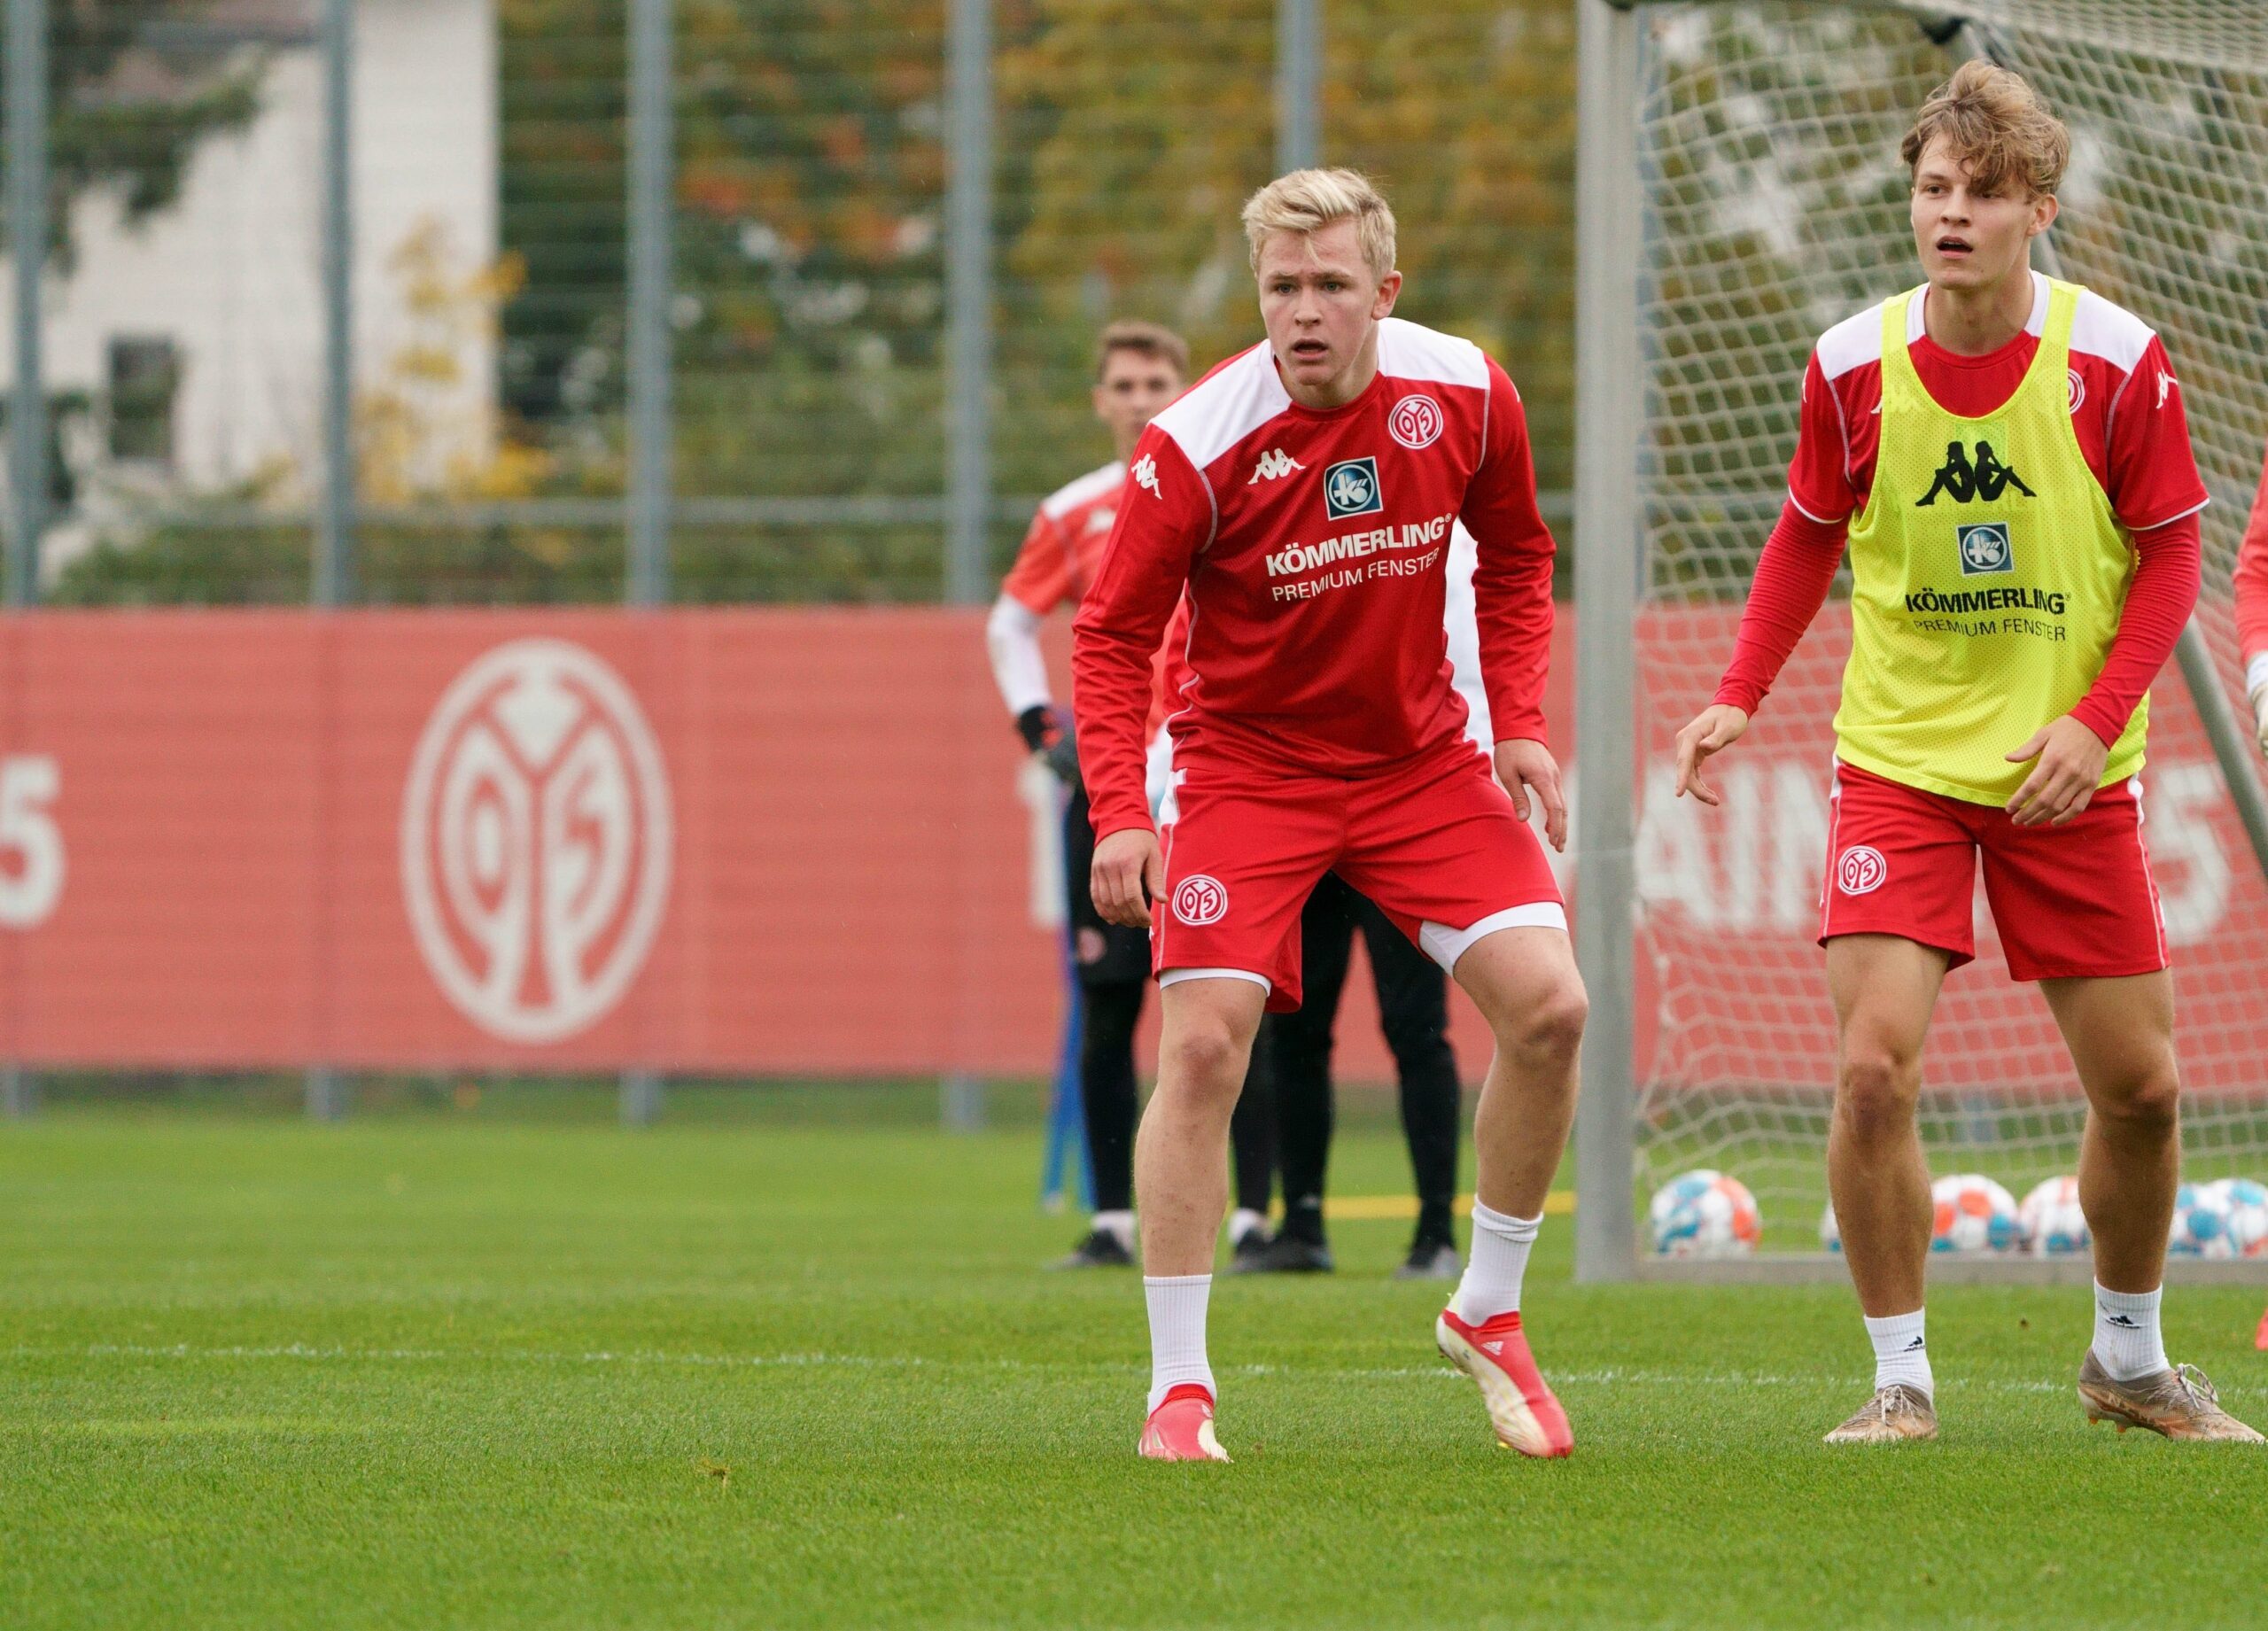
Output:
[1820, 759, 2167, 982]
[1152, 736, 1565, 1012]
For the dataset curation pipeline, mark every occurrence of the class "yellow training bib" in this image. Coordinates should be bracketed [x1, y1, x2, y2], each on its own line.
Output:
[1834, 279, 2145, 804]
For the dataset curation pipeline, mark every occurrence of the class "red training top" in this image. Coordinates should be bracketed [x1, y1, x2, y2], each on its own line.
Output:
[2234, 446, 2268, 682]
[1071, 317, 1557, 840]
[1715, 273, 2205, 749]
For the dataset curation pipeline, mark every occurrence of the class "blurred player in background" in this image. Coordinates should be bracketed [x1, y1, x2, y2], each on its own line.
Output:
[1076, 169, 1584, 1463]
[1677, 63, 2257, 1445]
[2234, 443, 2268, 759]
[986, 322, 1276, 1271]
[1240, 524, 1497, 1282]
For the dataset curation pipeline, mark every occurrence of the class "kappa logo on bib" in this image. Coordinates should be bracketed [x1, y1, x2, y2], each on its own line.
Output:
[1171, 874, 1229, 927]
[1322, 457, 1383, 521]
[1957, 521, 2014, 576]
[1915, 439, 2035, 507]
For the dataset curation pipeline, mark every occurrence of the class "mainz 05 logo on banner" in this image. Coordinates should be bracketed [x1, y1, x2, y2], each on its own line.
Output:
[400, 640, 673, 1044]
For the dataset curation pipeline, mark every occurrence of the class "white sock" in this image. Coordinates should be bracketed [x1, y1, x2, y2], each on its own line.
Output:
[2091, 1282, 2170, 1381]
[1091, 1209, 1134, 1251]
[1227, 1208, 1268, 1246]
[1450, 1202, 1541, 1324]
[1144, 1274, 1215, 1413]
[1864, 1309, 1933, 1397]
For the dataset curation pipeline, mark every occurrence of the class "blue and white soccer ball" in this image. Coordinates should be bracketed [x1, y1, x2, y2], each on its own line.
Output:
[1648, 1169, 1761, 1257]
[2210, 1178, 2268, 1258]
[1820, 1201, 1841, 1254]
[1930, 1174, 2021, 1254]
[2018, 1176, 2090, 1256]
[2167, 1180, 2238, 1257]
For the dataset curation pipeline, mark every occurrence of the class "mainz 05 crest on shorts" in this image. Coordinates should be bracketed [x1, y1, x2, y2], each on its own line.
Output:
[400, 638, 673, 1045]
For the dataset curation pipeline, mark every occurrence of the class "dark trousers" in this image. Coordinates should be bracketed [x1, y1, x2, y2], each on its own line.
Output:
[1270, 871, 1462, 1248]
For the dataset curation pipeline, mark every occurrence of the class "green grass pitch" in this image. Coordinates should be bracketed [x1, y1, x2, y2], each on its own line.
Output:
[6, 1092, 2268, 1629]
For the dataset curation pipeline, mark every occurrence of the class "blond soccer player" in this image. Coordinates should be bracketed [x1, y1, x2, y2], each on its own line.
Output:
[1676, 63, 2259, 1444]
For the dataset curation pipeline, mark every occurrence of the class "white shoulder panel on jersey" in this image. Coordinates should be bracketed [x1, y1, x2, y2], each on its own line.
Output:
[2070, 286, 2155, 373]
[1038, 459, 1125, 521]
[1377, 318, 1489, 390]
[1814, 301, 1887, 381]
[1149, 343, 1290, 476]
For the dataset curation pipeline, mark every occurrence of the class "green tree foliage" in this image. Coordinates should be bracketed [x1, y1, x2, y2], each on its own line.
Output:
[0, 1, 266, 266]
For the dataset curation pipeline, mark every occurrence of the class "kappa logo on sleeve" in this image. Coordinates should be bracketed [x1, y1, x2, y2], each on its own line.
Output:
[1322, 457, 1383, 521]
[1131, 454, 1161, 498]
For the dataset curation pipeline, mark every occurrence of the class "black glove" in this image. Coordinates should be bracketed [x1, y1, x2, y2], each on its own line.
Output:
[1014, 704, 1082, 789]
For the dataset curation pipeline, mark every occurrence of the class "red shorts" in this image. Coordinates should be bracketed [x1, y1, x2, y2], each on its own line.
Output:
[1820, 760, 2167, 982]
[1153, 739, 1565, 1012]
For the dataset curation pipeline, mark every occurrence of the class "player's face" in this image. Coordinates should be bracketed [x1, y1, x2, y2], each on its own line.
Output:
[1255, 221, 1402, 405]
[1910, 136, 2057, 296]
[1091, 351, 1182, 457]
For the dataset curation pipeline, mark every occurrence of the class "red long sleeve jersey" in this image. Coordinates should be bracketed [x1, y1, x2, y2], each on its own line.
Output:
[1072, 318, 1555, 840]
[2236, 447, 2268, 680]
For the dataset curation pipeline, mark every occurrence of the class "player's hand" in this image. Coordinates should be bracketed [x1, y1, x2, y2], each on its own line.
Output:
[2004, 714, 2109, 827]
[1674, 703, 1750, 807]
[1091, 827, 1162, 928]
[1494, 739, 1568, 853]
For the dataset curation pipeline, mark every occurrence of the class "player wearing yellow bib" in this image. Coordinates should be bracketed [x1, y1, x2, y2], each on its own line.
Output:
[1676, 63, 2259, 1445]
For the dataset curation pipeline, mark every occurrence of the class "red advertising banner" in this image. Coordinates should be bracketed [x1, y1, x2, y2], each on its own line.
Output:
[0, 608, 2259, 1090]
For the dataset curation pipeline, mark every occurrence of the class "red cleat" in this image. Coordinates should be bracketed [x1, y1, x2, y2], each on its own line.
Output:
[1437, 1307, 1573, 1458]
[1138, 1383, 1231, 1462]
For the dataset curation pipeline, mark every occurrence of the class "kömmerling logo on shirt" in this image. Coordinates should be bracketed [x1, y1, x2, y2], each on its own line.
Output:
[1322, 457, 1383, 521]
[1915, 439, 2035, 507]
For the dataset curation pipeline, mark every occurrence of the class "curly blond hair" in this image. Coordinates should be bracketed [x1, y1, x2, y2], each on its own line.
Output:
[1903, 60, 2070, 198]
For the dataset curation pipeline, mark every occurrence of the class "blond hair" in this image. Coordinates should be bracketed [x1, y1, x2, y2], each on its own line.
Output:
[1239, 167, 1397, 283]
[1094, 320, 1189, 382]
[1902, 59, 2070, 198]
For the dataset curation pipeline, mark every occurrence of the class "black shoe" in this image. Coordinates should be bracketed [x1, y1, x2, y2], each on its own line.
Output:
[1229, 1223, 1273, 1272]
[1049, 1228, 1135, 1270]
[1230, 1232, 1334, 1274]
[1393, 1239, 1461, 1281]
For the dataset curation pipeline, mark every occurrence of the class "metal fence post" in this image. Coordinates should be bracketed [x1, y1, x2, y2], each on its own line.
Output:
[620, 0, 674, 1128]
[1275, 0, 1321, 174]
[1573, 0, 1642, 1282]
[939, 0, 992, 1132]
[5, 0, 46, 609]
[305, 0, 356, 1124]
[4, 0, 48, 1117]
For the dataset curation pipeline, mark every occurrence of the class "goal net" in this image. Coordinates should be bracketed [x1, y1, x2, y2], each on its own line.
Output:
[1612, 1, 2268, 1248]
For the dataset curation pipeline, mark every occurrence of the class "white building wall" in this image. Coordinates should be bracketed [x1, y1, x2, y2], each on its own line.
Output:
[0, 0, 497, 530]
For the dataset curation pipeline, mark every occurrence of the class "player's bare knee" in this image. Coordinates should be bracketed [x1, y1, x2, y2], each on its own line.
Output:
[2093, 1067, 2180, 1138]
[1835, 1050, 1916, 1145]
[1497, 975, 1587, 1065]
[1157, 1018, 1249, 1099]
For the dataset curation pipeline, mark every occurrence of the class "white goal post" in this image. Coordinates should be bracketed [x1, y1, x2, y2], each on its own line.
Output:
[1572, 0, 2268, 1281]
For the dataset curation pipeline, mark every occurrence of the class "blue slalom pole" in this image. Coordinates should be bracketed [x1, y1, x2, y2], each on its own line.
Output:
[1040, 923, 1091, 1209]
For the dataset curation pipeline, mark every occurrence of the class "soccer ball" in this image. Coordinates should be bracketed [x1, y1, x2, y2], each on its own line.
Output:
[1930, 1174, 2021, 1254]
[2017, 1176, 2089, 1255]
[2167, 1180, 2237, 1257]
[1648, 1169, 1761, 1257]
[1819, 1201, 1841, 1253]
[2210, 1178, 2268, 1257]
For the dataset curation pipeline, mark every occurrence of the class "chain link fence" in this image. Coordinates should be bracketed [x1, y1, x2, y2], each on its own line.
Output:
[4, 0, 1580, 612]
